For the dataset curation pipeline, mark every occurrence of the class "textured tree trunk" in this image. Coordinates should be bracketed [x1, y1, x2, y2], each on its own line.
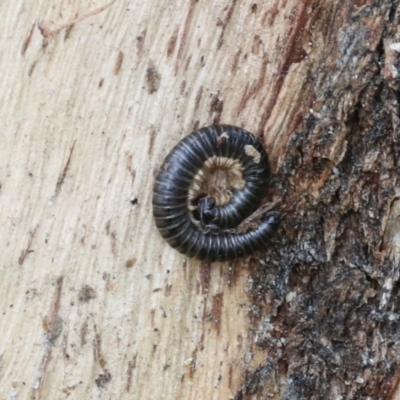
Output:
[1, 0, 399, 399]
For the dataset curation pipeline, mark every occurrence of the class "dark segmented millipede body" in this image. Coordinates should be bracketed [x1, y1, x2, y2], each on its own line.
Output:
[152, 125, 282, 262]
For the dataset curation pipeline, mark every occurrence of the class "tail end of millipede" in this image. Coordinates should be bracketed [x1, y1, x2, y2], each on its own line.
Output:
[262, 211, 284, 232]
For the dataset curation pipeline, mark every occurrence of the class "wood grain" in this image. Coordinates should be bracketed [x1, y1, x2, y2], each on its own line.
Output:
[1, 0, 399, 399]
[0, 0, 298, 398]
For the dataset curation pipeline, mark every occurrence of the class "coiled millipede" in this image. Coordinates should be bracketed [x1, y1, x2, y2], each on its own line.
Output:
[152, 125, 282, 262]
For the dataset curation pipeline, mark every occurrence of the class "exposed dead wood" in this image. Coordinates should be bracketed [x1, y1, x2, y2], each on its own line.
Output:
[1, 0, 399, 399]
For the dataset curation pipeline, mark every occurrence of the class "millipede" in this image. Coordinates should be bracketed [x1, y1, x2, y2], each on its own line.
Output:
[152, 125, 282, 262]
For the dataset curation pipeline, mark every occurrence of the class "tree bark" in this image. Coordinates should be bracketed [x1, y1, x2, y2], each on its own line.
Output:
[1, 0, 399, 399]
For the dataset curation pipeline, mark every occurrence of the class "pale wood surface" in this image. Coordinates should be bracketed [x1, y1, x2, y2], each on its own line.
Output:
[0, 1, 302, 399]
[2, 1, 399, 399]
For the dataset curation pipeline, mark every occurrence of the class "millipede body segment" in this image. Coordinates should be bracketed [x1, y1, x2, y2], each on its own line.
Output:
[152, 125, 282, 262]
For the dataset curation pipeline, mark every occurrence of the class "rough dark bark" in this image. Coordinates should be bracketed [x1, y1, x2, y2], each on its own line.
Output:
[237, 1, 400, 399]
